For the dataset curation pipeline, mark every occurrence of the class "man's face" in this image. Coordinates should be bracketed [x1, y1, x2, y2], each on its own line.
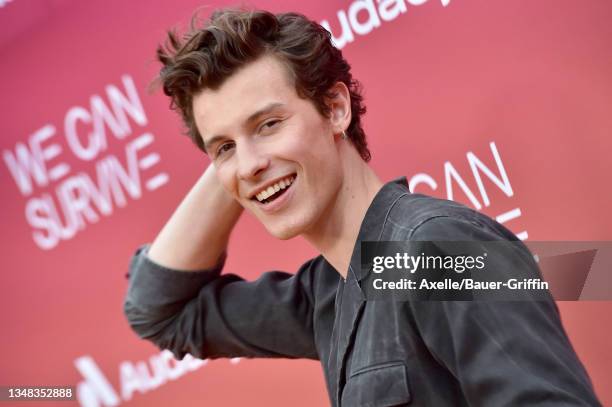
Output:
[193, 54, 344, 239]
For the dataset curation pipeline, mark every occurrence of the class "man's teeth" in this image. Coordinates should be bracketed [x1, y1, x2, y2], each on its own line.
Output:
[256, 176, 295, 202]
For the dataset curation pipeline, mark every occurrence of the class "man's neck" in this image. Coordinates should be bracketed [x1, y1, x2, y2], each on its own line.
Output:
[302, 145, 383, 279]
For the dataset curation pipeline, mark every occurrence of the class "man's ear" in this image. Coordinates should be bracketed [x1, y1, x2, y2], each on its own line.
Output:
[327, 81, 352, 135]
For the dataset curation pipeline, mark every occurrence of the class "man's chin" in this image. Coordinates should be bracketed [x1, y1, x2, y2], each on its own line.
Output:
[262, 221, 304, 241]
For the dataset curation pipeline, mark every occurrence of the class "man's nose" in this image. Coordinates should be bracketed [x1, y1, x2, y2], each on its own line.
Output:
[236, 140, 270, 180]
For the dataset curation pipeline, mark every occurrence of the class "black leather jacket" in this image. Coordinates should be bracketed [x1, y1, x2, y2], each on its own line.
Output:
[124, 177, 600, 406]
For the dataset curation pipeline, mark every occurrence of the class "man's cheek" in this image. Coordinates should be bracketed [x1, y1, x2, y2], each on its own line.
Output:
[216, 170, 238, 197]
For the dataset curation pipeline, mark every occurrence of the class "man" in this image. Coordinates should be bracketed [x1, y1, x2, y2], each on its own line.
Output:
[124, 8, 601, 406]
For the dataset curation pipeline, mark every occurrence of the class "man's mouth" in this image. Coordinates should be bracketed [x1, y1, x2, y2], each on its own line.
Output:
[253, 174, 296, 205]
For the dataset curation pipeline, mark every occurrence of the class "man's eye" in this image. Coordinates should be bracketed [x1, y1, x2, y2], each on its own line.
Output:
[216, 142, 234, 157]
[265, 120, 280, 127]
[261, 119, 282, 131]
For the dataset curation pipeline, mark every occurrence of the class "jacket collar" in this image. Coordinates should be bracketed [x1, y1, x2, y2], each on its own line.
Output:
[347, 176, 411, 283]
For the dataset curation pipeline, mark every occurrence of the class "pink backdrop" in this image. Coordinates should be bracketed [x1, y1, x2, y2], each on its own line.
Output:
[1, 0, 611, 405]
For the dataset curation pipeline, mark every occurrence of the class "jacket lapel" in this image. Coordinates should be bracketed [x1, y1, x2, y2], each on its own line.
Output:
[332, 177, 411, 405]
[334, 270, 365, 406]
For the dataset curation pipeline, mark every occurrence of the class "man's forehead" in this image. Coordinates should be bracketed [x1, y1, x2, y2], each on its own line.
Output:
[193, 55, 296, 136]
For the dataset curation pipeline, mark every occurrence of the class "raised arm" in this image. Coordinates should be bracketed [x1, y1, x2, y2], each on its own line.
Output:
[124, 164, 324, 361]
[147, 163, 243, 271]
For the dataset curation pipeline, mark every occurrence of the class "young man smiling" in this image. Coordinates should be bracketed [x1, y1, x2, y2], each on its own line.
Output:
[124, 8, 600, 406]
[193, 53, 381, 273]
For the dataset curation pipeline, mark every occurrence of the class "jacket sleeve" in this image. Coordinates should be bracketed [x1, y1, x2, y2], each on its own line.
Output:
[407, 216, 601, 406]
[123, 245, 319, 361]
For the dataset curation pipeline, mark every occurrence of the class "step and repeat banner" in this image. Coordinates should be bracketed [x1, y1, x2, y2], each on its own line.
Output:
[1, 0, 611, 405]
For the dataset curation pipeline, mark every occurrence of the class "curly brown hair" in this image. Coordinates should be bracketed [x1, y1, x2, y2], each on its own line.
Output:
[156, 8, 371, 162]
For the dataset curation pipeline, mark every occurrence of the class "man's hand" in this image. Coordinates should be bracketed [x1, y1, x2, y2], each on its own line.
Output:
[147, 163, 243, 271]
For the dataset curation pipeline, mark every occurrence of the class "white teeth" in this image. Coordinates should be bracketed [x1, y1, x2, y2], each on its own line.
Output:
[255, 175, 296, 202]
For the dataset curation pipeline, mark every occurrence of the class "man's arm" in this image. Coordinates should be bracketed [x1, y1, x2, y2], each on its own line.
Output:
[124, 247, 320, 360]
[124, 164, 320, 361]
[407, 216, 601, 406]
[147, 164, 242, 271]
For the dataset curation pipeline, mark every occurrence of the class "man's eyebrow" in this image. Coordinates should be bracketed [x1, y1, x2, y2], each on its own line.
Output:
[245, 102, 285, 125]
[202, 102, 286, 153]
